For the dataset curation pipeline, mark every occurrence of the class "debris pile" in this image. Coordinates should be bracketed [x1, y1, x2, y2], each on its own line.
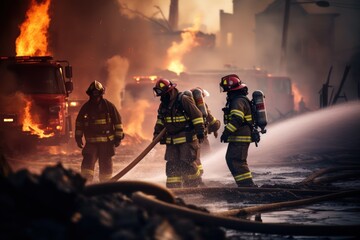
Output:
[0, 164, 225, 240]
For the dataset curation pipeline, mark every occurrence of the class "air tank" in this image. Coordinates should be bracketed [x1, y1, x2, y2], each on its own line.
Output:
[252, 90, 267, 133]
[191, 88, 208, 118]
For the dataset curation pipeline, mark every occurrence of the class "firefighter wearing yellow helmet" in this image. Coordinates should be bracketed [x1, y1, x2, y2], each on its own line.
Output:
[220, 74, 257, 187]
[153, 78, 205, 188]
[75, 80, 124, 182]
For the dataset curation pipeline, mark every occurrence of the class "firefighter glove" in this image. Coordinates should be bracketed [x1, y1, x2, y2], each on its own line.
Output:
[114, 140, 121, 147]
[76, 139, 83, 149]
[197, 132, 205, 143]
[220, 129, 231, 143]
[213, 131, 218, 138]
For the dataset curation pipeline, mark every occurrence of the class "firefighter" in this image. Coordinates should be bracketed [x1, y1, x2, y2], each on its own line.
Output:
[191, 87, 221, 154]
[75, 80, 124, 182]
[189, 87, 221, 175]
[153, 78, 205, 188]
[219, 74, 257, 187]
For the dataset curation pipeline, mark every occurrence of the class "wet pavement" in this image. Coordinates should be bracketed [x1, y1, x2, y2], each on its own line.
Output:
[3, 101, 360, 239]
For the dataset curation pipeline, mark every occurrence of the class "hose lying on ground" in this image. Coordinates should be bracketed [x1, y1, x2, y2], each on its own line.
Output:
[171, 186, 337, 197]
[214, 189, 360, 217]
[110, 128, 166, 182]
[301, 166, 360, 184]
[313, 172, 360, 184]
[132, 191, 360, 236]
[84, 180, 175, 203]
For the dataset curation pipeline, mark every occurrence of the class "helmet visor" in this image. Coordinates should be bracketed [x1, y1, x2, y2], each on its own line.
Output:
[153, 87, 163, 97]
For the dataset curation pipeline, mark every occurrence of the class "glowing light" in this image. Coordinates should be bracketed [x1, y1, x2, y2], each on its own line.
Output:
[3, 118, 14, 123]
[69, 101, 78, 107]
[16, 0, 51, 56]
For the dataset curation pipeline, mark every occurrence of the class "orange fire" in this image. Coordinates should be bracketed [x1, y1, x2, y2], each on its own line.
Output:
[166, 17, 201, 75]
[123, 99, 151, 140]
[22, 99, 54, 138]
[292, 83, 303, 111]
[16, 0, 51, 56]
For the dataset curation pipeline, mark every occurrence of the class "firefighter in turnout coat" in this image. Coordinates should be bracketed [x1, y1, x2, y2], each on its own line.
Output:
[153, 78, 205, 188]
[220, 74, 257, 187]
[186, 87, 221, 175]
[75, 81, 124, 182]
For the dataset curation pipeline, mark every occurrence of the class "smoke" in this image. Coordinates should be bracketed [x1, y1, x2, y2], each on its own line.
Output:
[203, 100, 360, 178]
[105, 55, 129, 111]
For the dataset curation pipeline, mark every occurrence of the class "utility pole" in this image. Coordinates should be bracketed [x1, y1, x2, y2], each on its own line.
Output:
[279, 0, 291, 74]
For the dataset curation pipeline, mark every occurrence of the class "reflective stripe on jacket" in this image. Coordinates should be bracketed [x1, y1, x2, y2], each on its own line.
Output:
[75, 99, 123, 143]
[223, 96, 253, 143]
[154, 92, 205, 145]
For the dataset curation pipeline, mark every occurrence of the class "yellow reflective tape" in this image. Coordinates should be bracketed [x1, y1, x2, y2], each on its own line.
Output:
[166, 176, 182, 183]
[173, 137, 187, 144]
[94, 119, 107, 124]
[230, 109, 244, 118]
[192, 117, 204, 125]
[115, 132, 123, 137]
[234, 172, 252, 181]
[244, 115, 252, 121]
[227, 135, 251, 142]
[226, 123, 237, 132]
[99, 173, 112, 181]
[156, 119, 164, 125]
[86, 135, 115, 142]
[187, 168, 201, 180]
[210, 118, 217, 125]
[81, 168, 94, 176]
[165, 116, 187, 123]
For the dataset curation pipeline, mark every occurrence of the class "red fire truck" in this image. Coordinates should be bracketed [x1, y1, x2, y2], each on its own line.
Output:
[0, 56, 74, 148]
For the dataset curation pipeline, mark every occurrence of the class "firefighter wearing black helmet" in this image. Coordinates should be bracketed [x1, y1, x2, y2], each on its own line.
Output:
[75, 80, 124, 182]
[153, 78, 205, 188]
[220, 74, 257, 187]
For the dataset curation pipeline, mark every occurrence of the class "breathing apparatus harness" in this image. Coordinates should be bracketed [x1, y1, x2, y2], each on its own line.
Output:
[222, 95, 261, 146]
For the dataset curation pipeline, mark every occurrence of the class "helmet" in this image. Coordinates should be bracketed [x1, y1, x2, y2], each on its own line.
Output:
[153, 78, 177, 97]
[219, 74, 247, 92]
[86, 80, 105, 96]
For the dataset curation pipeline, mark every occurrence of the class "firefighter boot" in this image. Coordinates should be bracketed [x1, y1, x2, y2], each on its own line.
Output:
[237, 178, 257, 188]
[166, 176, 182, 188]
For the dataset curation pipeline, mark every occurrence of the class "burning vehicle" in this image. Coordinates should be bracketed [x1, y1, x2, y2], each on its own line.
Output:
[0, 56, 73, 147]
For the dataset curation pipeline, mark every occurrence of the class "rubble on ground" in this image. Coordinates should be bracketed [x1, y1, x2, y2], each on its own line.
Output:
[0, 163, 225, 240]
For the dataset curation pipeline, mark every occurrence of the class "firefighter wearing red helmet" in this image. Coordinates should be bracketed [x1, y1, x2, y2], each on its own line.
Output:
[220, 74, 257, 187]
[75, 80, 124, 182]
[153, 78, 205, 188]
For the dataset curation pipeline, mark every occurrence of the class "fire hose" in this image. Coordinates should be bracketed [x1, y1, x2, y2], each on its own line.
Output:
[132, 190, 360, 236]
[301, 166, 360, 184]
[109, 128, 166, 182]
[215, 189, 360, 217]
[83, 181, 360, 237]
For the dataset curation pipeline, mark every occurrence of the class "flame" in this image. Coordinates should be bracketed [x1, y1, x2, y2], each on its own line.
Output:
[22, 100, 54, 138]
[292, 83, 303, 111]
[16, 0, 51, 56]
[123, 99, 151, 140]
[166, 16, 202, 75]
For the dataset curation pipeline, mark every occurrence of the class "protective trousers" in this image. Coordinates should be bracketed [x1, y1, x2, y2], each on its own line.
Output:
[81, 142, 115, 182]
[165, 141, 202, 188]
[225, 142, 255, 186]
